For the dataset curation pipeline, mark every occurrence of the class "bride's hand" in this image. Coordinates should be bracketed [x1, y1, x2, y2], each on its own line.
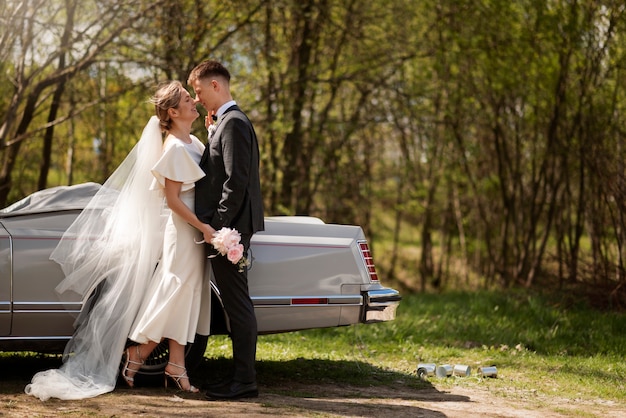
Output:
[202, 224, 216, 244]
[194, 224, 216, 245]
[205, 111, 216, 129]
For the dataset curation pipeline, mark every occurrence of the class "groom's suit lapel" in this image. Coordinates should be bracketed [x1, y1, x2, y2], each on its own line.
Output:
[219, 105, 240, 127]
[214, 105, 241, 168]
[200, 105, 240, 166]
[212, 105, 240, 143]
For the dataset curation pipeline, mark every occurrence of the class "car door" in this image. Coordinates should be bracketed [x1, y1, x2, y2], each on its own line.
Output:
[4, 212, 80, 339]
[0, 222, 10, 335]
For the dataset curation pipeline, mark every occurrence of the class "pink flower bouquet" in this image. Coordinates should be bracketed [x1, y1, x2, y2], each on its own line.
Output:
[210, 227, 249, 271]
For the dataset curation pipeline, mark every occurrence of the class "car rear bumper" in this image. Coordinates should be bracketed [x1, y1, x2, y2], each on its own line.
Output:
[362, 288, 401, 323]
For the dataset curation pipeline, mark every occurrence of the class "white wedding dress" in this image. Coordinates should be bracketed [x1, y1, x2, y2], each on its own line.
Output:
[24, 117, 209, 401]
[129, 134, 210, 344]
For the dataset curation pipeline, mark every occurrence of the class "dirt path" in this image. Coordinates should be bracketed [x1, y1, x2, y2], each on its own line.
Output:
[2, 354, 624, 417]
[2, 381, 624, 417]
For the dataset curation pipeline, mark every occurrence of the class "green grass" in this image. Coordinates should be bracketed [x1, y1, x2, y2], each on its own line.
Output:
[201, 291, 626, 404]
[3, 290, 623, 414]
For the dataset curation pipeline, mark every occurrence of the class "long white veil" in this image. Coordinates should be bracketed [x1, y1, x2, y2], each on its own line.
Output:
[25, 116, 167, 400]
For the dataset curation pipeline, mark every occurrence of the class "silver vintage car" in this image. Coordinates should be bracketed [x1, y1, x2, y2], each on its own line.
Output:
[0, 183, 400, 372]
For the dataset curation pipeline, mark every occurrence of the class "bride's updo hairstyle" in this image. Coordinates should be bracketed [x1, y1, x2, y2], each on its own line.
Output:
[149, 81, 184, 132]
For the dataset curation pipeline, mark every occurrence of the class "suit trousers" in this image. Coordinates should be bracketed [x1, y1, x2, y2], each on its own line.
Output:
[210, 233, 257, 383]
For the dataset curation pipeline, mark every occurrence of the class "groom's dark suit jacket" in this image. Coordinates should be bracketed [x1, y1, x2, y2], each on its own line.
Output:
[196, 105, 264, 239]
[195, 104, 263, 383]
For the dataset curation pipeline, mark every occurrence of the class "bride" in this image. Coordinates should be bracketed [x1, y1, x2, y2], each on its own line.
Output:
[25, 81, 214, 400]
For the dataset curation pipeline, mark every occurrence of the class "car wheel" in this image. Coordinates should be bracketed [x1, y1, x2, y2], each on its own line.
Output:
[121, 333, 209, 386]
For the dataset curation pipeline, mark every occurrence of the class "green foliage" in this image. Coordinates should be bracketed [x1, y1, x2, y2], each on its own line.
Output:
[3, 0, 626, 294]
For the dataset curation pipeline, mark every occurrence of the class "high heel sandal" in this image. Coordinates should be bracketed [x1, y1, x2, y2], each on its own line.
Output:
[122, 346, 144, 388]
[164, 362, 199, 393]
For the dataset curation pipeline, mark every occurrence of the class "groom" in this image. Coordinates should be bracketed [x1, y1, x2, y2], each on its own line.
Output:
[189, 60, 264, 400]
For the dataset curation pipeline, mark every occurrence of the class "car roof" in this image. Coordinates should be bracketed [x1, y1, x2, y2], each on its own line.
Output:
[0, 182, 101, 217]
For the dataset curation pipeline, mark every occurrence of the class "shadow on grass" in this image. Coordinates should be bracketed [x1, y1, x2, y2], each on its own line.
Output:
[195, 356, 471, 417]
[191, 355, 469, 398]
[1, 353, 469, 418]
[191, 355, 428, 389]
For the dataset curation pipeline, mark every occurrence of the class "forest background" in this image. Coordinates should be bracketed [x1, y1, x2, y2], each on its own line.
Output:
[1, 0, 625, 309]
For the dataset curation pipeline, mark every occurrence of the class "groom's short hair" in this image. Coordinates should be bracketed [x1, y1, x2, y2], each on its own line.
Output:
[188, 60, 231, 84]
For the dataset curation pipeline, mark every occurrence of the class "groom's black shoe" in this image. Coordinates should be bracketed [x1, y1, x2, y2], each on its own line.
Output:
[204, 380, 258, 400]
[203, 378, 232, 391]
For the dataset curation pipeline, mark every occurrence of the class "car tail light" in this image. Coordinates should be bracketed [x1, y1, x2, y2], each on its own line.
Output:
[292, 298, 329, 305]
[358, 240, 379, 282]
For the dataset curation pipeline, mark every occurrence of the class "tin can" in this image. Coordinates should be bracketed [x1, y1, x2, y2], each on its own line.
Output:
[436, 364, 453, 378]
[416, 363, 436, 379]
[453, 364, 471, 377]
[478, 366, 498, 378]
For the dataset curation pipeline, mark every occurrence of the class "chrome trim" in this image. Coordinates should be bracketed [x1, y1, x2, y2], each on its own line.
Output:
[363, 288, 401, 323]
[251, 295, 362, 306]
[12, 302, 82, 311]
[2, 223, 13, 318]
[0, 336, 70, 341]
[9, 309, 81, 314]
[8, 225, 12, 318]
